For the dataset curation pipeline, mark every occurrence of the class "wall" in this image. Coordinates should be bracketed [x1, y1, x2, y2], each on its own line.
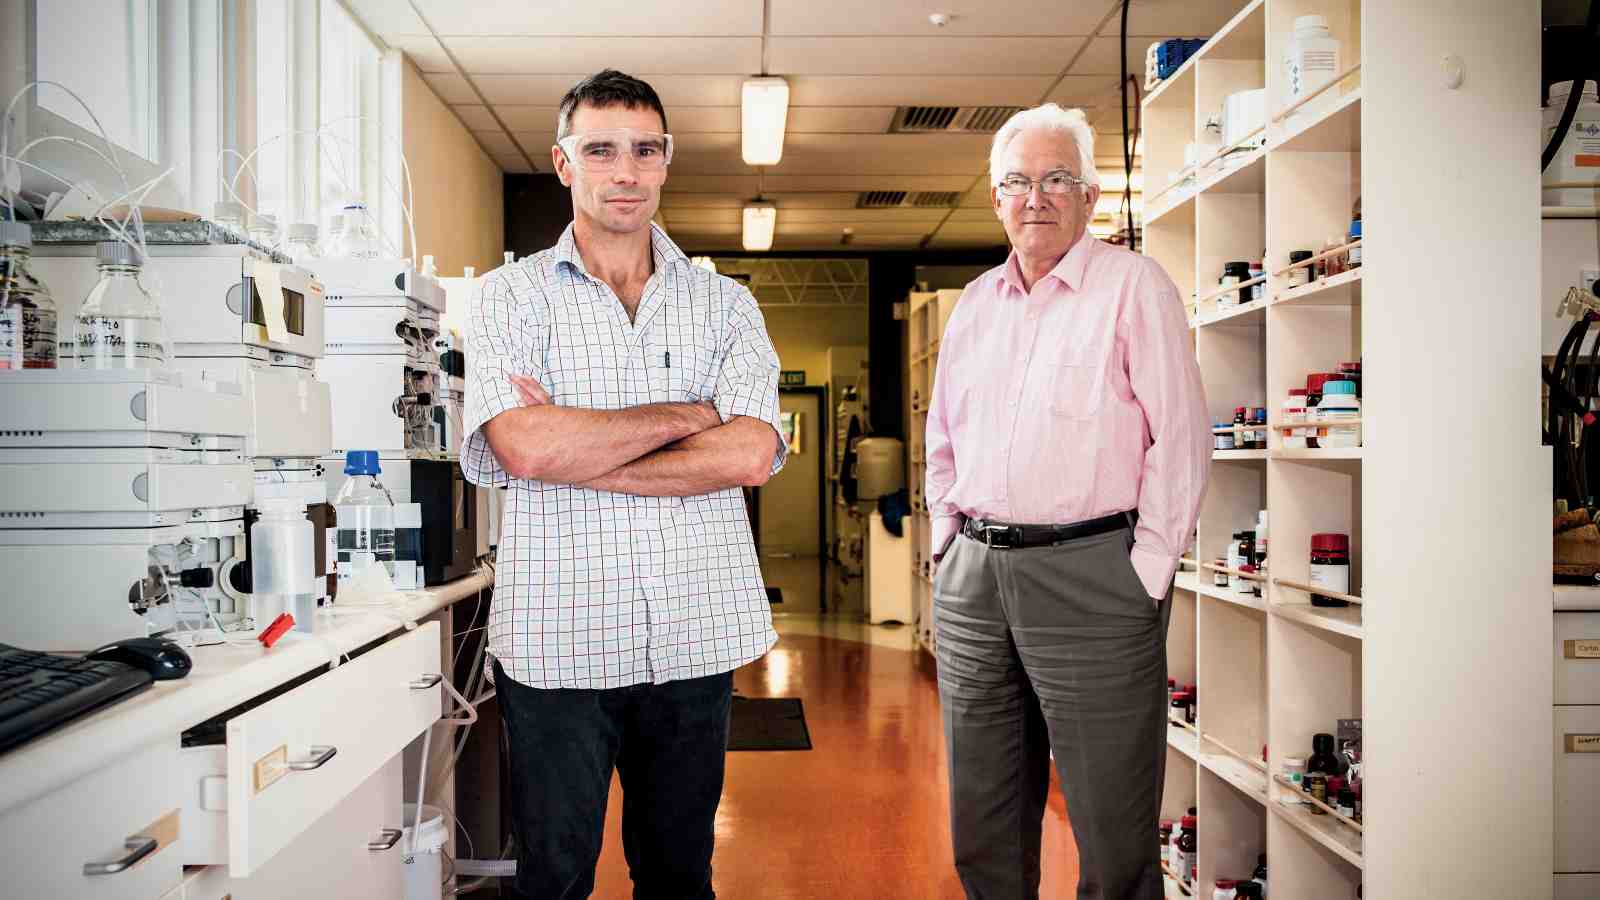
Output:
[760, 307, 868, 387]
[401, 61, 503, 275]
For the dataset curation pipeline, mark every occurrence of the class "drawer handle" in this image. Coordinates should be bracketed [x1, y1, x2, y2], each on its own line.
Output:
[368, 828, 404, 851]
[83, 835, 158, 875]
[287, 745, 338, 771]
[410, 673, 444, 690]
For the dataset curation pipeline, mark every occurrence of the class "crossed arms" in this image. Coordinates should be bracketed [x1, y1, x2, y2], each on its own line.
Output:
[481, 374, 780, 497]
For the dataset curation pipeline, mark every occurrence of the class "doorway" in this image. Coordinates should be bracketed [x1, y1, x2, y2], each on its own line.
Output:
[755, 387, 827, 612]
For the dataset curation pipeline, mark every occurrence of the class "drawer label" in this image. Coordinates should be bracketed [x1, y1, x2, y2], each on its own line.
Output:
[1564, 639, 1600, 659]
[253, 745, 288, 795]
[1566, 734, 1600, 753]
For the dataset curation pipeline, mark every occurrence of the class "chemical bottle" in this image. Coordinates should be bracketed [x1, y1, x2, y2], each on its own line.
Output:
[212, 200, 247, 234]
[1544, 80, 1600, 207]
[1254, 510, 1269, 573]
[1252, 852, 1268, 898]
[1307, 732, 1343, 778]
[1168, 816, 1186, 871]
[1159, 820, 1174, 866]
[250, 497, 318, 632]
[284, 223, 321, 263]
[333, 450, 397, 586]
[247, 212, 280, 250]
[337, 201, 383, 259]
[1176, 815, 1198, 885]
[324, 213, 346, 254]
[0, 221, 58, 369]
[1285, 15, 1341, 101]
[74, 240, 169, 369]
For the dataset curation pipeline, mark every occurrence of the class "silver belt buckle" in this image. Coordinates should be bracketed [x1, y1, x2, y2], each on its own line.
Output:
[979, 521, 1018, 549]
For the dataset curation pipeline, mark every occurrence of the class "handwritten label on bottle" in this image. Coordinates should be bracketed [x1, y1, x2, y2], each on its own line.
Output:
[1564, 639, 1600, 659]
[1566, 734, 1600, 753]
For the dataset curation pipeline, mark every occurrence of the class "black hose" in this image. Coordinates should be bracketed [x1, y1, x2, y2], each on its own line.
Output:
[1120, 1, 1135, 250]
[1543, 0, 1600, 172]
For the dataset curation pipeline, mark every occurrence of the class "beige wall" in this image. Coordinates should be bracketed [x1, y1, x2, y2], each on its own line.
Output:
[401, 61, 503, 275]
[760, 306, 869, 387]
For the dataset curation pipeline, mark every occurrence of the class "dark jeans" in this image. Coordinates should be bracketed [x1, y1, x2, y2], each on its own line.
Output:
[495, 659, 733, 900]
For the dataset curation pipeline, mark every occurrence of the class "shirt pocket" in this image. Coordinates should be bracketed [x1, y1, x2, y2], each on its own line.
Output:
[1047, 355, 1107, 418]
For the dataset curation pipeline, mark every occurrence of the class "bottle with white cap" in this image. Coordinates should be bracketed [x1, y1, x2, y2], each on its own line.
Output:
[74, 240, 169, 369]
[1285, 15, 1341, 102]
[336, 200, 382, 259]
[0, 220, 57, 370]
[212, 200, 247, 235]
[284, 223, 320, 263]
[249, 497, 318, 632]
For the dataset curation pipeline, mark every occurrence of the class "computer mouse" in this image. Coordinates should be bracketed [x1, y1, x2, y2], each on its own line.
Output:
[85, 637, 193, 681]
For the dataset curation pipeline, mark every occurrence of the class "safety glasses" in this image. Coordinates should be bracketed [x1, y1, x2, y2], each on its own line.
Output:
[555, 130, 675, 172]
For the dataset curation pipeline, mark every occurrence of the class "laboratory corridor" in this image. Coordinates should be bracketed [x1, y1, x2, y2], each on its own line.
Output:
[587, 617, 1081, 899]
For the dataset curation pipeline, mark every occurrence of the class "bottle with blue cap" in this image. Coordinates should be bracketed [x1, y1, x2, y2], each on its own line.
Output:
[333, 450, 397, 586]
[1316, 380, 1361, 448]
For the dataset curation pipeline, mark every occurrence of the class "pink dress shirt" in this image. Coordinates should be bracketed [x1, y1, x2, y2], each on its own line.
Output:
[925, 232, 1211, 599]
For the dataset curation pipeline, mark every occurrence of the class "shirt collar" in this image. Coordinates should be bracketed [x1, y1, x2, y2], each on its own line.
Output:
[1000, 229, 1097, 295]
[553, 221, 688, 283]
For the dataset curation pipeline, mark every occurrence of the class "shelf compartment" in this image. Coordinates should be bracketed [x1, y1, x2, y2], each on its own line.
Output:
[1271, 266, 1363, 308]
[1268, 797, 1364, 870]
[1271, 774, 1362, 833]
[1270, 62, 1362, 131]
[1196, 742, 1268, 900]
[1197, 298, 1268, 329]
[1141, 0, 1264, 112]
[1270, 601, 1363, 640]
[1274, 577, 1362, 607]
[1272, 88, 1362, 154]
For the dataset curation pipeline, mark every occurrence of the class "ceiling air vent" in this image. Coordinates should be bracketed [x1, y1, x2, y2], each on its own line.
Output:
[909, 191, 961, 208]
[857, 190, 909, 209]
[890, 105, 1022, 134]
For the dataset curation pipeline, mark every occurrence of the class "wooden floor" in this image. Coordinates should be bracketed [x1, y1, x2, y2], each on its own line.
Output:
[587, 618, 1081, 899]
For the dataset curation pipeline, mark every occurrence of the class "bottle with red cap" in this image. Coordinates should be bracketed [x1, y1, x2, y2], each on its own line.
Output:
[1309, 533, 1351, 607]
[1175, 814, 1198, 885]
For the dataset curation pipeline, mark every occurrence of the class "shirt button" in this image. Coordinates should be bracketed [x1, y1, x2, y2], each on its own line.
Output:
[1008, 399, 1017, 407]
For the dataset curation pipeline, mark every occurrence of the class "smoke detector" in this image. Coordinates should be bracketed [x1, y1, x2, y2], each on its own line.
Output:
[928, 13, 951, 27]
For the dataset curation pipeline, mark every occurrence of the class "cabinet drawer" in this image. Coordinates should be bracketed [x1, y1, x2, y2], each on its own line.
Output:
[187, 754, 405, 900]
[225, 622, 440, 876]
[1557, 874, 1600, 900]
[1555, 612, 1600, 705]
[1555, 705, 1600, 872]
[0, 739, 182, 899]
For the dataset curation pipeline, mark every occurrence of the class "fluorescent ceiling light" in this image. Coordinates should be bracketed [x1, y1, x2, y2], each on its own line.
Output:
[741, 77, 789, 166]
[743, 204, 776, 252]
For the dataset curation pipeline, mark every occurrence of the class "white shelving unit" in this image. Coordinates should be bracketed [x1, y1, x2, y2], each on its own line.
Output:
[905, 289, 963, 653]
[1148, 2, 1548, 897]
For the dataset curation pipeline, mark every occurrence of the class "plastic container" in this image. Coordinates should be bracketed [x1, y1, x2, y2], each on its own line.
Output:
[250, 498, 318, 632]
[0, 221, 57, 370]
[1316, 380, 1361, 448]
[248, 213, 280, 250]
[1248, 261, 1265, 302]
[1347, 217, 1363, 267]
[212, 201, 246, 234]
[1286, 250, 1313, 287]
[1219, 261, 1250, 308]
[334, 450, 398, 586]
[1285, 15, 1341, 102]
[1280, 756, 1308, 805]
[74, 241, 169, 369]
[1543, 80, 1600, 207]
[284, 223, 321, 263]
[336, 201, 383, 259]
[401, 803, 447, 900]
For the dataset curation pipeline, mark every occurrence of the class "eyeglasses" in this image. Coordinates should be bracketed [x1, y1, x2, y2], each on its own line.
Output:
[555, 129, 674, 172]
[996, 169, 1092, 197]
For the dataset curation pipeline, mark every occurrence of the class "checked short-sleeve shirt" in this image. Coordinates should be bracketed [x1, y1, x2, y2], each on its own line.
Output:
[462, 223, 785, 689]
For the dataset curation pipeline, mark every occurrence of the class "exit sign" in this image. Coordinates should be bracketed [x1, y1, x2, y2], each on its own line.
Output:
[780, 370, 807, 386]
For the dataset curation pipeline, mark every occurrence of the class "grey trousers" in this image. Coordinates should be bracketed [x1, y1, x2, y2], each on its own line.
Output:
[934, 526, 1171, 900]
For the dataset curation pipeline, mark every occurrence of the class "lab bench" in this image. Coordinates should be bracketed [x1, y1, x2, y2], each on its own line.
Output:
[0, 571, 492, 900]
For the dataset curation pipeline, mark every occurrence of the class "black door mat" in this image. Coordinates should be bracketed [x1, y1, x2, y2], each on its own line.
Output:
[727, 697, 812, 751]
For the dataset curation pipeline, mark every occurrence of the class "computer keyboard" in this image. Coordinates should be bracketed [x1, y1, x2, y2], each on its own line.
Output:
[0, 644, 153, 755]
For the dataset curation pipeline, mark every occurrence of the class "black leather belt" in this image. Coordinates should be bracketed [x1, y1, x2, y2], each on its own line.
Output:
[962, 511, 1136, 550]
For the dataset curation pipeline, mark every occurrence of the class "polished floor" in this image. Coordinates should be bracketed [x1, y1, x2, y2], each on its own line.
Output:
[587, 614, 1081, 899]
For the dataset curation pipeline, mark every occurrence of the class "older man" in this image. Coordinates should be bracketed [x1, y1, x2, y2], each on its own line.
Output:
[462, 70, 785, 899]
[926, 104, 1210, 900]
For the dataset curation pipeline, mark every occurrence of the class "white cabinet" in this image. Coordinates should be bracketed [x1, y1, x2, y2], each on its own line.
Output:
[1555, 705, 1600, 873]
[1555, 612, 1600, 706]
[0, 739, 182, 900]
[174, 622, 441, 876]
[186, 754, 406, 900]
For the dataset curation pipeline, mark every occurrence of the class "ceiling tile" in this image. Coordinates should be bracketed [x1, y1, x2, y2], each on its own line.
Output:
[474, 74, 743, 106]
[1125, 0, 1249, 37]
[343, 0, 430, 34]
[410, 0, 763, 36]
[662, 208, 744, 226]
[767, 133, 990, 176]
[768, 0, 1107, 36]
[786, 107, 895, 133]
[946, 208, 1000, 224]
[778, 222, 932, 236]
[441, 36, 761, 76]
[663, 175, 764, 194]
[787, 75, 1055, 108]
[421, 72, 479, 105]
[472, 131, 523, 157]
[662, 192, 864, 209]
[511, 132, 558, 165]
[493, 105, 557, 130]
[1047, 74, 1124, 108]
[932, 221, 1009, 239]
[758, 174, 977, 192]
[389, 34, 455, 73]
[768, 36, 1086, 76]
[669, 107, 742, 132]
[780, 208, 951, 225]
[494, 154, 534, 174]
[452, 104, 500, 130]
